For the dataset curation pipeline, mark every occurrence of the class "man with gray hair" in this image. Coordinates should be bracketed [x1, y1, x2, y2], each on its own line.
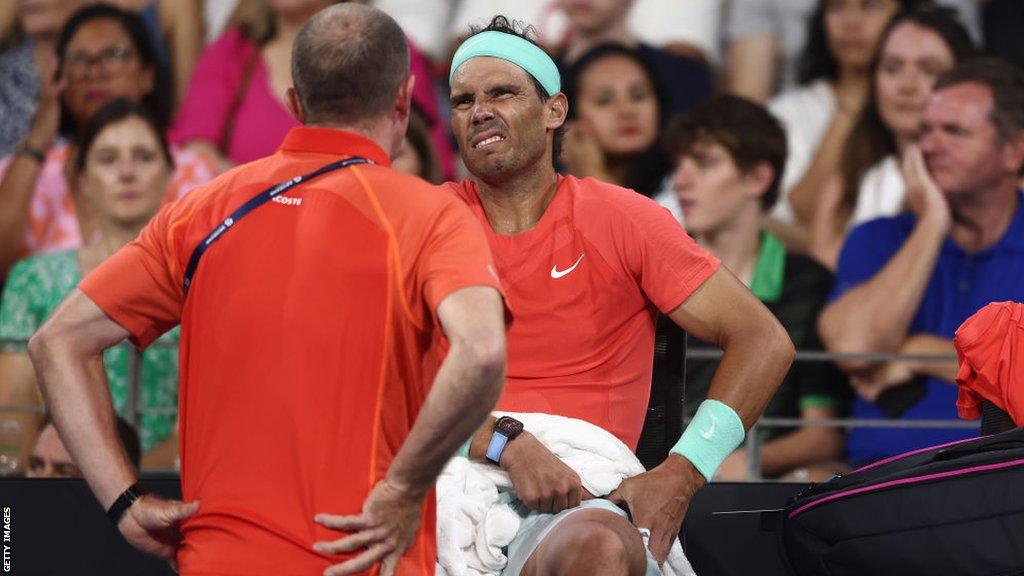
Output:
[29, 4, 507, 576]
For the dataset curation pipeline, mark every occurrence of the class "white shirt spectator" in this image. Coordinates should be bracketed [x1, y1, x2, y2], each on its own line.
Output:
[725, 0, 981, 97]
[375, 0, 457, 63]
[851, 155, 904, 227]
[767, 79, 836, 223]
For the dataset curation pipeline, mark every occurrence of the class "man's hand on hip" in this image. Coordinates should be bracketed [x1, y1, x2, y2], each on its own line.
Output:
[607, 454, 706, 564]
[501, 431, 594, 513]
[314, 478, 425, 576]
[118, 494, 199, 568]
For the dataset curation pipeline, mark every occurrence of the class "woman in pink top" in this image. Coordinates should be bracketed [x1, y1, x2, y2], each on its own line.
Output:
[171, 0, 455, 176]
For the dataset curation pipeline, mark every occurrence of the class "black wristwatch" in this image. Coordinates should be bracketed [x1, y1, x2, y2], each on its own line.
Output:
[485, 416, 525, 465]
[107, 482, 148, 525]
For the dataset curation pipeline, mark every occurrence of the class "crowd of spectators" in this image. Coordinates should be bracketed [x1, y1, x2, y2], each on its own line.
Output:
[1, 0, 1021, 479]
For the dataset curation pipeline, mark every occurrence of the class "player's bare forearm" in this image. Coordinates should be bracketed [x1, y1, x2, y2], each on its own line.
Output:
[670, 268, 794, 428]
[28, 289, 138, 508]
[385, 286, 506, 496]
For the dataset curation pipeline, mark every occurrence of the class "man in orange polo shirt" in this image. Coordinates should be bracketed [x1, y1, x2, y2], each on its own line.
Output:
[28, 5, 507, 576]
[445, 17, 795, 576]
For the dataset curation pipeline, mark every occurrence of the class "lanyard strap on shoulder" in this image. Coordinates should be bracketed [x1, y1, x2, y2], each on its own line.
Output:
[182, 156, 372, 296]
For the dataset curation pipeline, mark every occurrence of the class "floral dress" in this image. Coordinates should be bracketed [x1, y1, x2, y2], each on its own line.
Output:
[0, 250, 178, 451]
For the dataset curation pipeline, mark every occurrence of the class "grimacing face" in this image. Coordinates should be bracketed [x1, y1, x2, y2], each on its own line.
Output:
[449, 57, 565, 184]
[875, 22, 957, 140]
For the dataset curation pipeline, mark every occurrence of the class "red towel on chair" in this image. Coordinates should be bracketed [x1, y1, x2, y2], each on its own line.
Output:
[954, 301, 1024, 424]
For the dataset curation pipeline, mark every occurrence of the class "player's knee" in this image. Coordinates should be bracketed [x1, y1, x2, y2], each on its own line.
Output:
[544, 517, 646, 576]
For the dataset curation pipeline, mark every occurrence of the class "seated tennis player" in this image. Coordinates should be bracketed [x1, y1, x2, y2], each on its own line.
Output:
[439, 16, 795, 576]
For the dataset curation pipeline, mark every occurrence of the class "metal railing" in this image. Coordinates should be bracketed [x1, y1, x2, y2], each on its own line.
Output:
[684, 346, 973, 480]
[2, 337, 981, 479]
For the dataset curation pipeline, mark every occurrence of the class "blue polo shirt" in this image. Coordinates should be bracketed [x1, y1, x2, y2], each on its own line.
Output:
[832, 192, 1024, 465]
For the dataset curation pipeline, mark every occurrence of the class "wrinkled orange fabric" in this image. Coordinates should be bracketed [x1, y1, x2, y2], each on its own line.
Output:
[954, 301, 1024, 424]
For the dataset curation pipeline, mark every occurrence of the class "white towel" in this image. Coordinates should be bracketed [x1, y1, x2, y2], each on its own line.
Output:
[436, 413, 697, 576]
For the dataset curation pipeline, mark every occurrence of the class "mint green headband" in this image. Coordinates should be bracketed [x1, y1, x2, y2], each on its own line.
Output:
[449, 31, 561, 96]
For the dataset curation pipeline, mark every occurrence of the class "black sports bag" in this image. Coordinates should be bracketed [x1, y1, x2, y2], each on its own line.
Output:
[772, 426, 1024, 576]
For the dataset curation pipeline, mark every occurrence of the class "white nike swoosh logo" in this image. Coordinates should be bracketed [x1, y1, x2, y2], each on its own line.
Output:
[700, 416, 717, 440]
[550, 253, 585, 279]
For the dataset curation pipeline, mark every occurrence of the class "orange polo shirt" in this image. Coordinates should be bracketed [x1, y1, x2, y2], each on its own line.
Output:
[444, 176, 719, 449]
[80, 127, 503, 576]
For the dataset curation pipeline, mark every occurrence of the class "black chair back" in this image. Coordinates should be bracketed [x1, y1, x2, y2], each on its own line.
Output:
[636, 316, 687, 470]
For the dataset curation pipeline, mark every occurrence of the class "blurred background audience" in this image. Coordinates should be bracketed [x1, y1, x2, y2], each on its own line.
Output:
[170, 0, 455, 177]
[819, 58, 1024, 466]
[392, 108, 444, 184]
[0, 0, 1018, 480]
[0, 0, 88, 156]
[561, 43, 671, 198]
[550, 0, 712, 117]
[723, 0, 980, 103]
[169, 0, 337, 169]
[765, 0, 906, 252]
[810, 5, 977, 269]
[668, 95, 848, 481]
[0, 3, 215, 280]
[26, 415, 140, 478]
[0, 99, 180, 474]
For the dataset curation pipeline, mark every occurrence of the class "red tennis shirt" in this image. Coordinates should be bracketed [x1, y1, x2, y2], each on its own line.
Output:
[79, 127, 503, 576]
[443, 175, 719, 449]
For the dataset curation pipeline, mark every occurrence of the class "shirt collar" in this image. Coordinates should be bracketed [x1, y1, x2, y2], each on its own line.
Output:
[1000, 190, 1024, 251]
[751, 229, 786, 303]
[945, 190, 1024, 255]
[278, 126, 391, 167]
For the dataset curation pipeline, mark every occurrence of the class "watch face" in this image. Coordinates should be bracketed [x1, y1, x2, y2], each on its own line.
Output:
[496, 416, 524, 438]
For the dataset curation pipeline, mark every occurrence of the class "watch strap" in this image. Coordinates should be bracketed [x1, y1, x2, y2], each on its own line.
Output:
[106, 482, 148, 525]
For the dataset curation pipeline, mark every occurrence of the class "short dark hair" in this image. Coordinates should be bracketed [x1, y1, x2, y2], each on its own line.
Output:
[933, 57, 1024, 142]
[292, 4, 409, 125]
[664, 95, 788, 212]
[464, 16, 566, 164]
[75, 98, 174, 174]
[56, 3, 171, 134]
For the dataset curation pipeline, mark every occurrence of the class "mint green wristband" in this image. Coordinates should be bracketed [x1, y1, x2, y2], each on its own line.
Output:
[455, 437, 471, 459]
[671, 399, 745, 481]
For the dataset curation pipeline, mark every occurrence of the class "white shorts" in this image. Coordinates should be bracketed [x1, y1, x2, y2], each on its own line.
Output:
[501, 497, 663, 576]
